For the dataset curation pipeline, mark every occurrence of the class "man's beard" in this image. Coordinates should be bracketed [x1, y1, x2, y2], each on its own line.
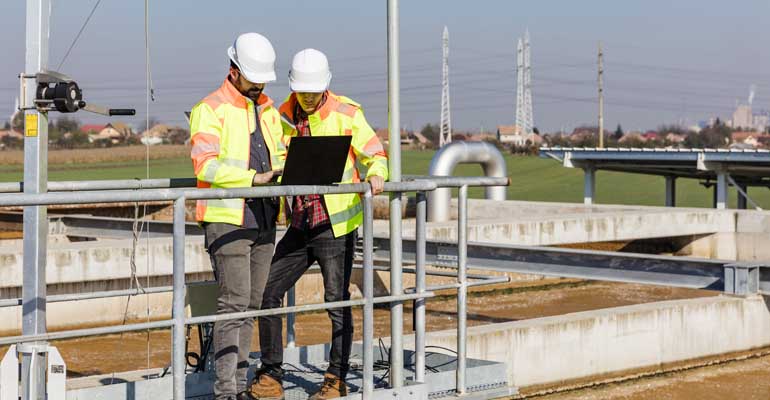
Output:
[245, 88, 263, 102]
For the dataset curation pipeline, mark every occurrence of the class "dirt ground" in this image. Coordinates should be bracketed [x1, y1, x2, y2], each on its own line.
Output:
[523, 352, 770, 400]
[0, 280, 715, 379]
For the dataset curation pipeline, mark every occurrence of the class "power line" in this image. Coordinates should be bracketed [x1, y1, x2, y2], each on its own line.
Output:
[57, 0, 103, 70]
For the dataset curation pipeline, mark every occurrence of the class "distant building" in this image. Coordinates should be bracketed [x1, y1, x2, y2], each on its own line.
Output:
[731, 131, 770, 148]
[497, 124, 540, 146]
[729, 105, 769, 132]
[81, 124, 107, 134]
[665, 132, 686, 144]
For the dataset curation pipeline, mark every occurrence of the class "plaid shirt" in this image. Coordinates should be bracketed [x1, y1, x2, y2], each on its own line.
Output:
[290, 95, 331, 230]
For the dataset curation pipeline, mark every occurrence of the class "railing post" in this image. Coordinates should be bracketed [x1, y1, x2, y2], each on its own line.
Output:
[456, 185, 468, 394]
[362, 189, 374, 399]
[415, 192, 427, 383]
[172, 197, 186, 399]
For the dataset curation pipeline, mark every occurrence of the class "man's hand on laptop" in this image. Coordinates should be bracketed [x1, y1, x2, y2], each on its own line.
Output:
[367, 176, 384, 195]
[252, 169, 282, 186]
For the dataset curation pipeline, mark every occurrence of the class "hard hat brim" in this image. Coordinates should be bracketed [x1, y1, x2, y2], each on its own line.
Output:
[289, 74, 331, 93]
[228, 46, 276, 84]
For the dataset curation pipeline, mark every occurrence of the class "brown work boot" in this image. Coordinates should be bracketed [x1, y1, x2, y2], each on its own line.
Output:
[309, 373, 348, 400]
[249, 371, 284, 400]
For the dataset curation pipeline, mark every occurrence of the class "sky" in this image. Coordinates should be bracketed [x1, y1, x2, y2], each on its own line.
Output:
[0, 0, 768, 134]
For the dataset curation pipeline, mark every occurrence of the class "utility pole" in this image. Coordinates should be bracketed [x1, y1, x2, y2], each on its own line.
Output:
[598, 41, 604, 148]
[515, 37, 524, 135]
[439, 26, 452, 147]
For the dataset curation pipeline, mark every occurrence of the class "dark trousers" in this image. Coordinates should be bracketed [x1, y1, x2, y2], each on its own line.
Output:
[204, 223, 276, 399]
[258, 225, 356, 380]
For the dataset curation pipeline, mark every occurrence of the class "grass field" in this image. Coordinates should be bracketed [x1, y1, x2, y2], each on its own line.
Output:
[1, 148, 767, 209]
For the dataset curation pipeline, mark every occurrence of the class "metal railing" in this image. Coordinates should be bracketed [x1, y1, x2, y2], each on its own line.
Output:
[0, 176, 509, 399]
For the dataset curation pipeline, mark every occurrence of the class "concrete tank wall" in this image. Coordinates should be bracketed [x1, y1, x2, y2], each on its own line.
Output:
[415, 295, 770, 388]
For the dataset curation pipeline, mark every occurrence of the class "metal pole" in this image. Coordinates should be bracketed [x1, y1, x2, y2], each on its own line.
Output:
[387, 0, 404, 388]
[583, 166, 595, 205]
[716, 171, 727, 210]
[362, 189, 374, 399]
[415, 192, 427, 383]
[456, 185, 468, 394]
[286, 287, 296, 348]
[665, 176, 676, 207]
[172, 197, 186, 399]
[22, 1, 50, 398]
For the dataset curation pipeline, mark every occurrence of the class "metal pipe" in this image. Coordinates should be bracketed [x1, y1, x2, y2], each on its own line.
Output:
[362, 189, 374, 399]
[286, 287, 296, 348]
[0, 286, 174, 308]
[0, 181, 437, 207]
[0, 178, 198, 194]
[387, 0, 404, 388]
[414, 192, 427, 383]
[23, 1, 51, 397]
[404, 175, 509, 188]
[171, 197, 186, 400]
[456, 185, 468, 394]
[0, 293, 435, 346]
[186, 293, 433, 326]
[427, 141, 508, 222]
[0, 319, 175, 346]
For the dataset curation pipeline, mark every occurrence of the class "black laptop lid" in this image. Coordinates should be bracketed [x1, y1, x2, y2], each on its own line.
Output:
[281, 136, 353, 185]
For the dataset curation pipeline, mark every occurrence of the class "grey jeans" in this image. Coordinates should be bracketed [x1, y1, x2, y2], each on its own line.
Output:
[204, 223, 275, 399]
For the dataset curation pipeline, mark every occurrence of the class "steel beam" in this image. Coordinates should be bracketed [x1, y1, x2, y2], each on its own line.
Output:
[372, 237, 768, 294]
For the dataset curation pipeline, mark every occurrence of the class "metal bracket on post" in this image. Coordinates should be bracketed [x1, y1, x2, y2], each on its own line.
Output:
[0, 346, 19, 400]
[3, 344, 66, 400]
[724, 263, 760, 295]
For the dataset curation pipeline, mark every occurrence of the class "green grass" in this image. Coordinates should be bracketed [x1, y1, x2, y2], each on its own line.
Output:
[2, 150, 768, 209]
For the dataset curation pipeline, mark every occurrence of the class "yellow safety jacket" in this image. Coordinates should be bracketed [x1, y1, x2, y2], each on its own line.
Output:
[279, 91, 389, 237]
[189, 78, 286, 225]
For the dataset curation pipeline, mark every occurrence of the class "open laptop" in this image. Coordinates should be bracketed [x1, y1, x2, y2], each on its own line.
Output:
[280, 136, 352, 185]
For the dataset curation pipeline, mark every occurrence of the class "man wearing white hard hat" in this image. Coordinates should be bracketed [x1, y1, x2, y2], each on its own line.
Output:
[189, 32, 285, 400]
[251, 49, 388, 400]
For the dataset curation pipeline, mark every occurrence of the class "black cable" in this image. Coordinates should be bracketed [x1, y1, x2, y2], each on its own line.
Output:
[57, 0, 103, 70]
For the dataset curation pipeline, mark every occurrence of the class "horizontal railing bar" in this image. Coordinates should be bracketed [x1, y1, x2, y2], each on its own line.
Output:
[404, 276, 510, 293]
[0, 181, 439, 207]
[0, 292, 434, 345]
[0, 286, 174, 308]
[0, 319, 175, 346]
[186, 292, 434, 325]
[0, 175, 507, 195]
[404, 175, 510, 187]
[0, 266, 494, 309]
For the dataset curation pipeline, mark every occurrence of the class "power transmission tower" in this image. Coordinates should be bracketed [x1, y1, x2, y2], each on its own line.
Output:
[523, 29, 534, 134]
[439, 26, 452, 147]
[598, 41, 604, 148]
[515, 37, 524, 134]
[515, 31, 534, 135]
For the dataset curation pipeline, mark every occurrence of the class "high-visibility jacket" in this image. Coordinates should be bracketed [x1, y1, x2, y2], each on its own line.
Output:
[189, 78, 286, 225]
[279, 91, 388, 237]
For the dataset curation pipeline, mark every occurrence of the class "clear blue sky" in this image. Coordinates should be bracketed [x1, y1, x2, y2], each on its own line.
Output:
[1, 0, 768, 133]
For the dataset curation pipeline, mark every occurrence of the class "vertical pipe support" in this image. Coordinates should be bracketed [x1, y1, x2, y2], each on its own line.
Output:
[387, 0, 404, 388]
[22, 1, 51, 398]
[414, 192, 427, 383]
[456, 185, 468, 394]
[665, 176, 676, 207]
[172, 197, 186, 400]
[583, 165, 596, 205]
[362, 189, 374, 399]
[737, 183, 748, 210]
[716, 171, 728, 210]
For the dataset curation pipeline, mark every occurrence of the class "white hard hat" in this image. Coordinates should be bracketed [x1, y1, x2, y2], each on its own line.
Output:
[227, 33, 276, 83]
[289, 49, 332, 93]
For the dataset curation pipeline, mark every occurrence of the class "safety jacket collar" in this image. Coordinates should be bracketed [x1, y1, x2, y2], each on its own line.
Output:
[279, 91, 344, 126]
[218, 78, 273, 113]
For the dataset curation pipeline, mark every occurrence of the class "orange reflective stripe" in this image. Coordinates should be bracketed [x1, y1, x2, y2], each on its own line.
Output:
[191, 132, 220, 175]
[361, 135, 386, 157]
[336, 102, 357, 117]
